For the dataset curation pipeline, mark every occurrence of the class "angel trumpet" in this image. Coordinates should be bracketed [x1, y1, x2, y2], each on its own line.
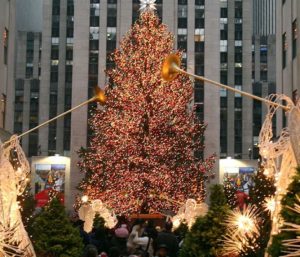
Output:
[4, 86, 106, 145]
[161, 54, 289, 111]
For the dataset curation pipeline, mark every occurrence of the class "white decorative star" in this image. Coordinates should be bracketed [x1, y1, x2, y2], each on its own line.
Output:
[139, 0, 157, 12]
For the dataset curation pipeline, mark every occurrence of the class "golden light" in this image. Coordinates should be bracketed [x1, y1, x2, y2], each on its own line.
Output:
[264, 197, 275, 213]
[94, 86, 107, 105]
[221, 205, 260, 255]
[225, 205, 259, 236]
[81, 195, 89, 203]
[161, 54, 181, 81]
[236, 215, 255, 233]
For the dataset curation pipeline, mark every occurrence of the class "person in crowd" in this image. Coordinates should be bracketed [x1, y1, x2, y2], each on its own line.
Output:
[132, 224, 156, 257]
[127, 219, 146, 254]
[109, 246, 121, 257]
[77, 219, 91, 246]
[111, 223, 129, 255]
[154, 222, 179, 257]
[154, 244, 169, 257]
[83, 244, 98, 257]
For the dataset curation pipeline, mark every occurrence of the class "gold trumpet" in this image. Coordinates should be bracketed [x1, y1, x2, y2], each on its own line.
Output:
[161, 54, 289, 111]
[4, 87, 106, 145]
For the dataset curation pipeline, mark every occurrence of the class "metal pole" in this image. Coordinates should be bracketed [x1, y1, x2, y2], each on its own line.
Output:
[174, 65, 289, 111]
[4, 97, 96, 145]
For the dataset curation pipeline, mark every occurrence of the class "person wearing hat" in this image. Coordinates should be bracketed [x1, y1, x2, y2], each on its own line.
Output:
[110, 224, 129, 255]
[154, 244, 169, 257]
[154, 222, 178, 257]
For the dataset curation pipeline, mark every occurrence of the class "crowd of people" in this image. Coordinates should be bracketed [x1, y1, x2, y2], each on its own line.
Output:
[73, 216, 182, 257]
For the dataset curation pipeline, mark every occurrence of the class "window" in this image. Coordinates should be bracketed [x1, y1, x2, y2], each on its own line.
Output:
[67, 0, 74, 16]
[65, 65, 73, 82]
[293, 19, 297, 59]
[282, 32, 287, 69]
[235, 52, 242, 63]
[178, 5, 187, 18]
[51, 45, 59, 60]
[52, 0, 60, 15]
[235, 1, 242, 18]
[220, 30, 227, 40]
[50, 65, 58, 83]
[221, 52, 227, 63]
[195, 0, 204, 5]
[26, 67, 33, 78]
[3, 28, 8, 65]
[194, 82, 204, 103]
[220, 8, 227, 18]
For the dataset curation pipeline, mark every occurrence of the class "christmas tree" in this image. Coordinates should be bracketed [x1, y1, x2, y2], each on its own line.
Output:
[18, 185, 36, 229]
[249, 167, 276, 209]
[30, 198, 83, 257]
[268, 167, 300, 256]
[243, 167, 276, 256]
[78, 6, 215, 214]
[180, 185, 229, 257]
[223, 180, 237, 209]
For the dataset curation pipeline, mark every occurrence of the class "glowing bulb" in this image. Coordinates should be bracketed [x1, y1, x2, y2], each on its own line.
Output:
[81, 195, 89, 203]
[264, 197, 275, 213]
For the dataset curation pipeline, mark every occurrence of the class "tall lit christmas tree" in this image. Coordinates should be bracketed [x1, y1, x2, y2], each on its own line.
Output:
[78, 1, 215, 215]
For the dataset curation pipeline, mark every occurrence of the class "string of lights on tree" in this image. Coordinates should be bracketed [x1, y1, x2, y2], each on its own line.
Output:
[77, 9, 215, 215]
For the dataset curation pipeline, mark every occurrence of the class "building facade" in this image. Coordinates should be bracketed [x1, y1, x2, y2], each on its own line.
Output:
[0, 0, 16, 129]
[13, 31, 42, 156]
[276, 0, 300, 132]
[252, 0, 276, 158]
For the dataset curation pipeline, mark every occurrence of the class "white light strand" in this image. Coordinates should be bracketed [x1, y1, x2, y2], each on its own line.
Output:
[0, 136, 36, 257]
[171, 199, 208, 229]
[258, 94, 300, 256]
[281, 195, 300, 257]
[78, 199, 117, 232]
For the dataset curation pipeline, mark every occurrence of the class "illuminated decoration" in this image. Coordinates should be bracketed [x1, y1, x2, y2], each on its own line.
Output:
[221, 205, 260, 256]
[258, 95, 299, 251]
[280, 195, 300, 257]
[78, 199, 117, 233]
[81, 195, 89, 203]
[139, 0, 156, 12]
[78, 11, 215, 215]
[172, 199, 208, 229]
[0, 136, 35, 256]
[264, 196, 276, 214]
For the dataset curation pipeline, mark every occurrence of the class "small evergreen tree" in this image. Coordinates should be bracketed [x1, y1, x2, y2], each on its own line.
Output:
[180, 185, 229, 257]
[243, 167, 276, 257]
[268, 167, 300, 257]
[30, 198, 84, 257]
[223, 180, 237, 209]
[18, 185, 36, 229]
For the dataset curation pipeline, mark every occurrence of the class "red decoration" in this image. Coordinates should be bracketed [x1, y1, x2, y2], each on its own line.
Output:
[78, 11, 215, 215]
[35, 189, 64, 208]
[235, 191, 249, 210]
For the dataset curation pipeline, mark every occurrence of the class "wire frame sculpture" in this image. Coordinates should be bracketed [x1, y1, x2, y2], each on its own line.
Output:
[78, 199, 118, 233]
[280, 195, 300, 257]
[258, 95, 299, 255]
[0, 136, 36, 257]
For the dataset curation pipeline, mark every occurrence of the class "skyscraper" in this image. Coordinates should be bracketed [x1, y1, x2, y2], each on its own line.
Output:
[0, 0, 16, 129]
[276, 0, 300, 131]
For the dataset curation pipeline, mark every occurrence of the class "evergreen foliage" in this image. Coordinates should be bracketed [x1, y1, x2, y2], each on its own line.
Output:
[180, 185, 229, 257]
[30, 198, 84, 257]
[268, 167, 300, 256]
